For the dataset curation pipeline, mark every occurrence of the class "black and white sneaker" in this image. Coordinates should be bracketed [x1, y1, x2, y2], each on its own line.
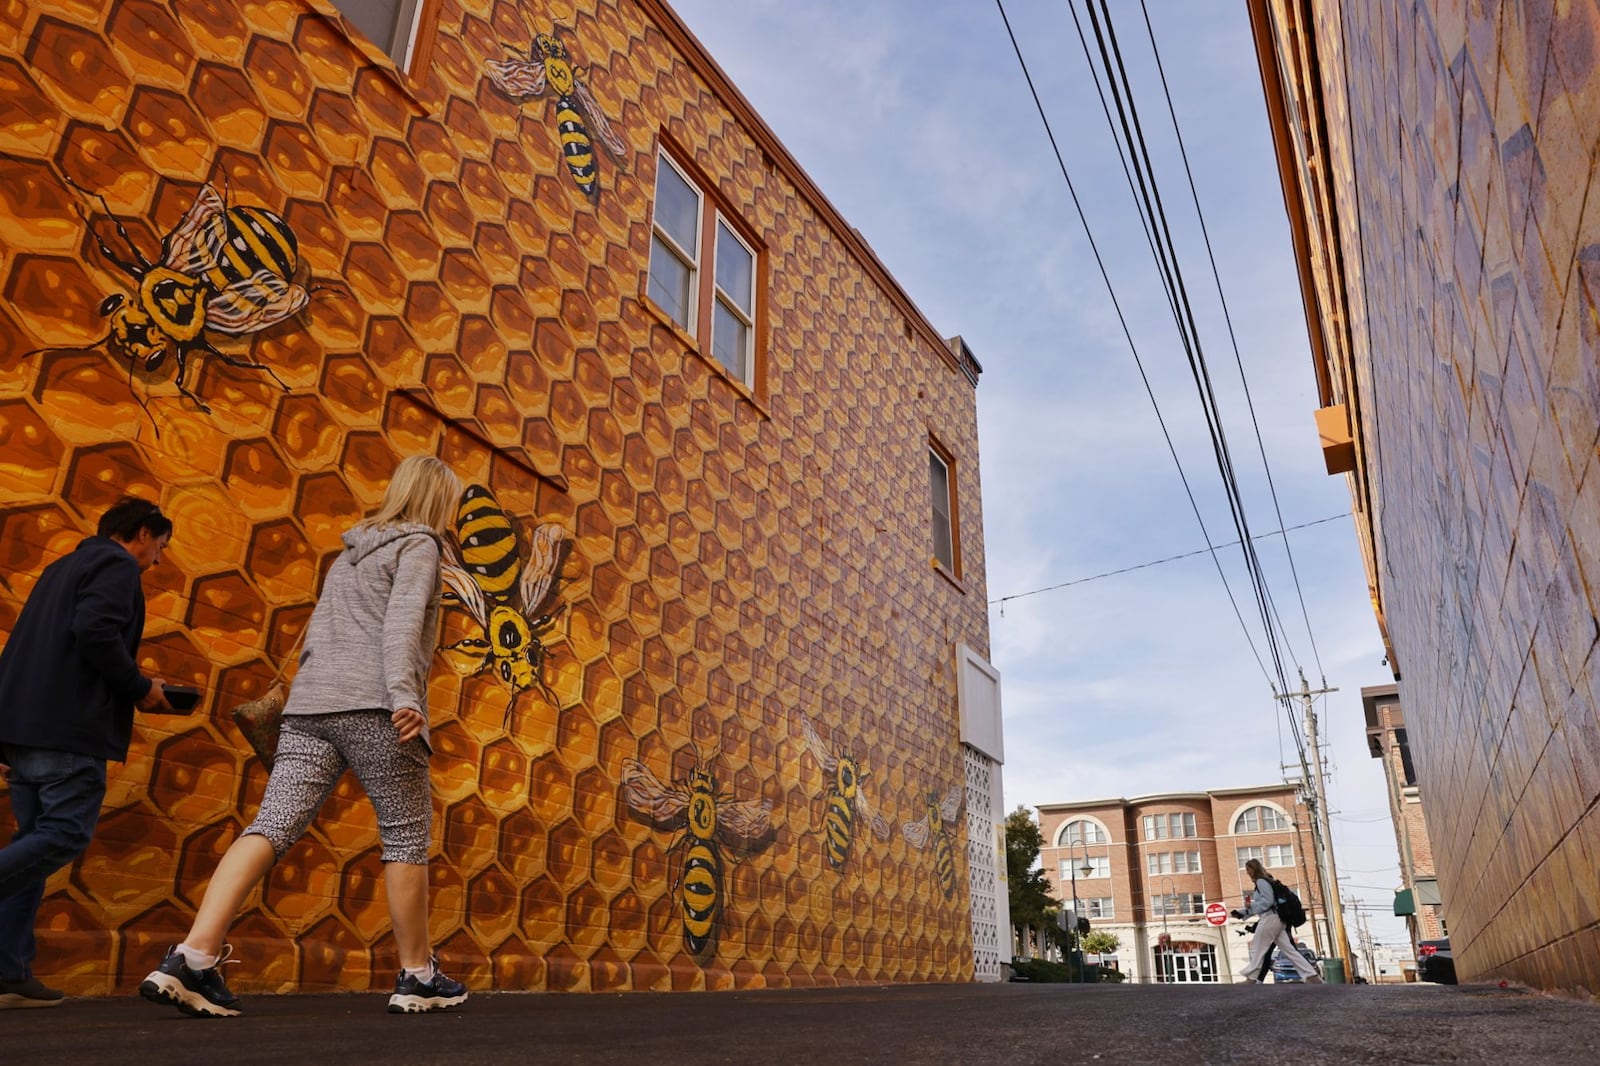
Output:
[387, 962, 468, 1013]
[139, 945, 241, 1018]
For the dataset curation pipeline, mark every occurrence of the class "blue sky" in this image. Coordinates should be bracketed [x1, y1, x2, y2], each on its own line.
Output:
[668, 0, 1409, 950]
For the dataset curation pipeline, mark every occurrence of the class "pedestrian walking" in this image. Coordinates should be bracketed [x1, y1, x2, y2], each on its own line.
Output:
[1234, 858, 1322, 983]
[0, 496, 175, 1008]
[139, 455, 467, 1018]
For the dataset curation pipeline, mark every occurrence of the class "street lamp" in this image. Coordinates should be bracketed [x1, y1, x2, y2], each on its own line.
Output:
[1157, 875, 1176, 983]
[1067, 838, 1094, 981]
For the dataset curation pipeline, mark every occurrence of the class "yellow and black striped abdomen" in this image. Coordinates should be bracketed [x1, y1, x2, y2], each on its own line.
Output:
[456, 485, 521, 600]
[202, 206, 299, 292]
[823, 792, 855, 869]
[554, 97, 599, 199]
[933, 830, 956, 899]
[680, 840, 721, 954]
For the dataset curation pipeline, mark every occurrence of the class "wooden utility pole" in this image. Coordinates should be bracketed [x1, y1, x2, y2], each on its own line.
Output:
[1277, 671, 1352, 977]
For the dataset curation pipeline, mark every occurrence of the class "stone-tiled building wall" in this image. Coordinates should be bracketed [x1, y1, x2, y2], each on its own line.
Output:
[1253, 0, 1600, 992]
[0, 0, 991, 994]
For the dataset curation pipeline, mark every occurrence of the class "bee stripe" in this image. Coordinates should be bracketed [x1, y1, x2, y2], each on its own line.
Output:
[231, 206, 299, 279]
[682, 843, 720, 952]
[824, 796, 853, 868]
[935, 835, 956, 899]
[456, 486, 521, 599]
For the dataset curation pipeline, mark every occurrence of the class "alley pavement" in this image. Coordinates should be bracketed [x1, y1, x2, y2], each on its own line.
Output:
[4, 979, 1597, 1064]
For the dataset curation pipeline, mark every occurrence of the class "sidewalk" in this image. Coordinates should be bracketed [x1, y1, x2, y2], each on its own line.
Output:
[5, 979, 1597, 1065]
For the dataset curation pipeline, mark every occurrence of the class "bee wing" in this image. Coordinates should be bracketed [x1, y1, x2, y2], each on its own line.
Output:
[519, 522, 567, 614]
[717, 796, 772, 843]
[162, 184, 228, 273]
[487, 57, 547, 99]
[901, 814, 933, 851]
[854, 786, 892, 841]
[440, 559, 491, 626]
[572, 79, 628, 161]
[620, 758, 690, 822]
[938, 785, 965, 826]
[205, 271, 310, 334]
[797, 712, 838, 773]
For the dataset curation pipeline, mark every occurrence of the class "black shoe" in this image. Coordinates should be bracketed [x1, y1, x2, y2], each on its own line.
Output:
[0, 975, 65, 1009]
[388, 961, 468, 1013]
[139, 946, 241, 1018]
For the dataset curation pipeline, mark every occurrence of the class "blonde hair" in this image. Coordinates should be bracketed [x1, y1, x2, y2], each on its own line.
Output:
[1244, 858, 1268, 883]
[361, 455, 461, 535]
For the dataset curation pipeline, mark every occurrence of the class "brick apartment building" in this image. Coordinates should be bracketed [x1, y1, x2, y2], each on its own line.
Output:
[1363, 684, 1446, 955]
[1037, 786, 1325, 983]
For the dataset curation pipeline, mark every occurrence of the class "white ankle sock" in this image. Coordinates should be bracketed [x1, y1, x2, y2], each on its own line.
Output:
[175, 944, 218, 971]
[404, 962, 436, 983]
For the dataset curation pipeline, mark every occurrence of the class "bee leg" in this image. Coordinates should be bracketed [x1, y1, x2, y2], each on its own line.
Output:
[170, 346, 212, 413]
[123, 345, 162, 437]
[61, 176, 152, 275]
[206, 344, 291, 393]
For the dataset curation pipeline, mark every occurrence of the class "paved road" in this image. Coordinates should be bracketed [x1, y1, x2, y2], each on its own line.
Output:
[4, 980, 1597, 1064]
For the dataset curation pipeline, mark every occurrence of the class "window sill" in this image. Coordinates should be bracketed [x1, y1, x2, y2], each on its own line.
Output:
[642, 296, 769, 416]
[933, 558, 968, 593]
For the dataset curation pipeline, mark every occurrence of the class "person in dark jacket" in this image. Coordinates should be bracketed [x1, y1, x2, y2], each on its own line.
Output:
[0, 496, 174, 1008]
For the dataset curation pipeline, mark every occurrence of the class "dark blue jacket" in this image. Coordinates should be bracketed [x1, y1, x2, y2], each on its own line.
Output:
[0, 537, 152, 761]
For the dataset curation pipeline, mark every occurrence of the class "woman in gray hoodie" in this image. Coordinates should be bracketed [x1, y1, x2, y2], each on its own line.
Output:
[140, 455, 466, 1017]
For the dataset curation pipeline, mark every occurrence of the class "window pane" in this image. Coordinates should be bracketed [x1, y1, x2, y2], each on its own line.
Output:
[332, 0, 420, 60]
[653, 158, 700, 256]
[648, 236, 694, 329]
[712, 297, 749, 380]
[929, 450, 953, 569]
[715, 221, 753, 312]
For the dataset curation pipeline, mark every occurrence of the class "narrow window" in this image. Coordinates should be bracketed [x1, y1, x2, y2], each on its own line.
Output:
[649, 153, 702, 331]
[330, 0, 428, 66]
[711, 221, 755, 380]
[929, 445, 955, 572]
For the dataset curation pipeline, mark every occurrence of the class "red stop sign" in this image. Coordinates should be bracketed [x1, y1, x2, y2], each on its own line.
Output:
[1205, 902, 1229, 926]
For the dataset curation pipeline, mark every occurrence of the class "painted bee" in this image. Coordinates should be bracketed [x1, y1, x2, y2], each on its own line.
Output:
[900, 785, 965, 901]
[620, 755, 772, 955]
[439, 484, 569, 723]
[59, 180, 300, 419]
[486, 29, 628, 202]
[798, 712, 890, 870]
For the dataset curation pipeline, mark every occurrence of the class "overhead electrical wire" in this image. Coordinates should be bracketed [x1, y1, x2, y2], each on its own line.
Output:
[991, 0, 1276, 688]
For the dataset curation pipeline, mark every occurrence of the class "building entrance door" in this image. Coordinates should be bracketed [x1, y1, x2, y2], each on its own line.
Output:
[1156, 943, 1219, 983]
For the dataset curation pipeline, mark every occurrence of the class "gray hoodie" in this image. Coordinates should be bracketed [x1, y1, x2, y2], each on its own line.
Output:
[283, 522, 442, 749]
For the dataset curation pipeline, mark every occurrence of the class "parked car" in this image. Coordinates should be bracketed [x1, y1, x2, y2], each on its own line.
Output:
[1418, 938, 1456, 984]
[1270, 940, 1319, 983]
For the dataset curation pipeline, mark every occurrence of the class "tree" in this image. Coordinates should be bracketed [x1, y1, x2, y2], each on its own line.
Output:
[1082, 931, 1121, 956]
[1004, 806, 1060, 957]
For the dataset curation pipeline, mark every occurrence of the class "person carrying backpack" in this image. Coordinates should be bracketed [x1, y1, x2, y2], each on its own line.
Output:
[1232, 858, 1322, 983]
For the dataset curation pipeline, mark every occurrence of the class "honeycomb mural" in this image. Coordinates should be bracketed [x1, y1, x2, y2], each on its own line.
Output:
[0, 0, 990, 995]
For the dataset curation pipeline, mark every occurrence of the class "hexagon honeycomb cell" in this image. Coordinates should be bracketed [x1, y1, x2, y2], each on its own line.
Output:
[0, 0, 986, 997]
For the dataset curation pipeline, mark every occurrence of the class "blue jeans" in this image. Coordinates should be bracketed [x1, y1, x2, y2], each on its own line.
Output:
[0, 744, 107, 981]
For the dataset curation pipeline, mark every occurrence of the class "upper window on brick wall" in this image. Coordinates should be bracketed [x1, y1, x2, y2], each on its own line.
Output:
[929, 439, 959, 575]
[331, 0, 430, 66]
[647, 149, 763, 390]
[1234, 804, 1290, 833]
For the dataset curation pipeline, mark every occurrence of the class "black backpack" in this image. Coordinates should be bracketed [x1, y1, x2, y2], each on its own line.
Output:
[1270, 879, 1307, 928]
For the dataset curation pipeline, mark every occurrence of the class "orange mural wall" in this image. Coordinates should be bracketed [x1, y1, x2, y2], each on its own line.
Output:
[0, 0, 992, 993]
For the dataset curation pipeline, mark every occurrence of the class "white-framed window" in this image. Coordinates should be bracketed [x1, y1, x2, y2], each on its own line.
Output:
[647, 148, 763, 389]
[330, 0, 428, 66]
[1265, 844, 1293, 868]
[1173, 850, 1202, 874]
[1064, 856, 1110, 880]
[1142, 815, 1167, 841]
[1147, 853, 1170, 875]
[1083, 897, 1114, 919]
[929, 443, 956, 572]
[1235, 804, 1291, 833]
[1142, 813, 1195, 840]
[1237, 846, 1261, 867]
[1171, 813, 1198, 838]
[1061, 819, 1108, 846]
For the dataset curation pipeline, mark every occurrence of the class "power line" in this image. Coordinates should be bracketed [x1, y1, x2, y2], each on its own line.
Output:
[992, 0, 1274, 688]
[989, 512, 1347, 607]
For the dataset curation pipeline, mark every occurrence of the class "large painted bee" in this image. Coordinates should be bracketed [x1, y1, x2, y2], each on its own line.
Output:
[486, 29, 628, 202]
[439, 484, 569, 723]
[58, 180, 300, 419]
[798, 712, 890, 871]
[620, 755, 772, 956]
[900, 786, 965, 901]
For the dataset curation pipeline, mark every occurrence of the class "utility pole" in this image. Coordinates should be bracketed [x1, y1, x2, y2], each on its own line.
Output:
[1277, 670, 1353, 979]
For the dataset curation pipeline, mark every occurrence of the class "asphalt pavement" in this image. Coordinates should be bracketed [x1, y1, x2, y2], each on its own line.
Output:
[3, 979, 1597, 1064]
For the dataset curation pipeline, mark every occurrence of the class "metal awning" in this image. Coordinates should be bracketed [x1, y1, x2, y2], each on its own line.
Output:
[1393, 888, 1415, 916]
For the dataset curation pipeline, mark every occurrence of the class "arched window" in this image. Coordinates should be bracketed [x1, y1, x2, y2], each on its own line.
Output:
[1234, 804, 1291, 833]
[1059, 818, 1108, 846]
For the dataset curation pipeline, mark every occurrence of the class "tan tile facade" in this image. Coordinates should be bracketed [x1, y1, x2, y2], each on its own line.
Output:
[1037, 787, 1324, 982]
[1252, 0, 1600, 992]
[0, 0, 991, 994]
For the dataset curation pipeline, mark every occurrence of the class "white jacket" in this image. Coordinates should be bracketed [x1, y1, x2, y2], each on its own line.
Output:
[283, 522, 442, 748]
